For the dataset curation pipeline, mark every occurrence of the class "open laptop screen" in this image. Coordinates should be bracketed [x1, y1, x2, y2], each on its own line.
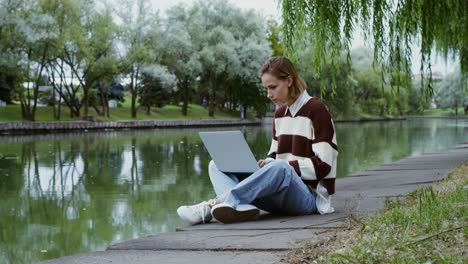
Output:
[199, 131, 260, 173]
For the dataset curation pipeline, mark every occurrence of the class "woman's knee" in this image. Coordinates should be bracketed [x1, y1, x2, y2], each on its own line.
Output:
[209, 160, 220, 171]
[266, 160, 295, 180]
[208, 160, 219, 177]
[209, 160, 216, 169]
[268, 159, 290, 170]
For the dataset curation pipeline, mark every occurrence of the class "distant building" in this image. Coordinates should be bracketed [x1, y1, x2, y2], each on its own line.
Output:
[38, 85, 52, 92]
[429, 98, 437, 109]
[22, 83, 52, 92]
[109, 100, 118, 108]
[0, 100, 6, 107]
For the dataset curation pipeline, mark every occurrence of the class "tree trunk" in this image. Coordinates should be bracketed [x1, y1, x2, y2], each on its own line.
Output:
[100, 89, 109, 117]
[130, 67, 140, 118]
[131, 89, 137, 118]
[21, 92, 34, 121]
[208, 76, 216, 117]
[92, 104, 102, 116]
[100, 90, 106, 116]
[105, 93, 110, 117]
[57, 88, 62, 120]
[21, 49, 35, 121]
[181, 77, 189, 116]
[23, 43, 49, 121]
[21, 100, 34, 121]
[83, 86, 89, 117]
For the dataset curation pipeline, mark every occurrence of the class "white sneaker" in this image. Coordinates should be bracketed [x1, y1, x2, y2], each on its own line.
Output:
[211, 203, 260, 224]
[177, 199, 215, 225]
[315, 183, 335, 214]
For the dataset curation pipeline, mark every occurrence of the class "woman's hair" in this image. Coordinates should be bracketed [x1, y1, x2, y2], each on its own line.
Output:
[261, 56, 307, 101]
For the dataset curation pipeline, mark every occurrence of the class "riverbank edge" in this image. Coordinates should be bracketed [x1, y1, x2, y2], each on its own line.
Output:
[334, 115, 468, 122]
[0, 118, 262, 132]
[1, 115, 467, 133]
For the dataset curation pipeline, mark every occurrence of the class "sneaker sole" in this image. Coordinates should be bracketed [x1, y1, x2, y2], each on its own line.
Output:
[211, 206, 260, 224]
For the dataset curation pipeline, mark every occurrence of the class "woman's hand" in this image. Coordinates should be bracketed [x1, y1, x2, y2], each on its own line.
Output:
[258, 159, 267, 168]
[258, 159, 273, 168]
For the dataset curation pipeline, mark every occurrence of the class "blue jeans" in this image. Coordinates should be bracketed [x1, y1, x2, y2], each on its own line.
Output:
[208, 159, 317, 215]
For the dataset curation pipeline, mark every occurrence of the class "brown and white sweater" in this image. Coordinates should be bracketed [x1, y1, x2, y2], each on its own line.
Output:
[266, 91, 338, 195]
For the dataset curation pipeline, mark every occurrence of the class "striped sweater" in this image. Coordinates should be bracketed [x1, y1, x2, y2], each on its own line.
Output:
[266, 94, 338, 195]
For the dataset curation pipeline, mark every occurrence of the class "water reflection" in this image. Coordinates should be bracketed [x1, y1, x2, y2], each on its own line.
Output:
[0, 120, 467, 263]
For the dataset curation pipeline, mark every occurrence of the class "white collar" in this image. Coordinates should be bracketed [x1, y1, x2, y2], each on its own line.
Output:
[284, 90, 311, 117]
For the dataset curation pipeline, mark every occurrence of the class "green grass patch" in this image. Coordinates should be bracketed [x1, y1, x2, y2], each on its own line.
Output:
[420, 107, 466, 117]
[0, 104, 243, 121]
[316, 163, 468, 263]
[0, 105, 76, 121]
[333, 112, 400, 120]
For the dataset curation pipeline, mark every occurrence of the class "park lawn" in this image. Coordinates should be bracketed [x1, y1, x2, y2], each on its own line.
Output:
[0, 105, 76, 121]
[421, 107, 466, 116]
[288, 163, 468, 264]
[333, 111, 401, 120]
[0, 104, 242, 122]
[340, 108, 467, 120]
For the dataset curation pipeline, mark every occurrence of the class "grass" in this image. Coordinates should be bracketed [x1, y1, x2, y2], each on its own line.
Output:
[289, 162, 468, 264]
[0, 104, 244, 122]
[420, 107, 466, 117]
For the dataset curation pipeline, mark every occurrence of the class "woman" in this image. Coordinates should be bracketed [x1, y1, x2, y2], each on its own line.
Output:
[177, 56, 338, 224]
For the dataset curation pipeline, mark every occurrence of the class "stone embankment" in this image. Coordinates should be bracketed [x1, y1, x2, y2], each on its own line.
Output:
[1, 115, 467, 132]
[0, 119, 261, 132]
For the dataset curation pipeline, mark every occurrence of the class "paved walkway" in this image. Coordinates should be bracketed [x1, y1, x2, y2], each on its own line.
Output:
[39, 143, 468, 264]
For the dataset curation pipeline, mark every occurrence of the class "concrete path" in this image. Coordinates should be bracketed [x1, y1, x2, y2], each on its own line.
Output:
[39, 143, 468, 264]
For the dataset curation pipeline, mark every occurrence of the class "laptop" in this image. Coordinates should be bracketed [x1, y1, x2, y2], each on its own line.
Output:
[199, 130, 260, 173]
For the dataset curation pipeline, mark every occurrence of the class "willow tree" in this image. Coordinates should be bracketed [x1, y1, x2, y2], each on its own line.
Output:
[281, 0, 467, 98]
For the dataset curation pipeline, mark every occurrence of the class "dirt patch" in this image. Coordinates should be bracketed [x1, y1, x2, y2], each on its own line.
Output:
[280, 216, 362, 264]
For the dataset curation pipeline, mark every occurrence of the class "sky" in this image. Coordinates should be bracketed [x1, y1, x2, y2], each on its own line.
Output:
[149, 0, 456, 76]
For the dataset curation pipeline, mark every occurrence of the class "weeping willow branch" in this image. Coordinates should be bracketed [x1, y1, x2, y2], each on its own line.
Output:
[280, 0, 467, 97]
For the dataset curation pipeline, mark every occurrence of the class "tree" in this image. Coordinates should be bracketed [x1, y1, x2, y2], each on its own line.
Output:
[235, 32, 272, 116]
[61, 3, 118, 119]
[114, 0, 163, 118]
[434, 70, 468, 115]
[163, 8, 202, 115]
[266, 19, 284, 57]
[42, 0, 83, 119]
[350, 47, 407, 117]
[192, 0, 271, 117]
[281, 0, 468, 98]
[97, 81, 125, 117]
[199, 24, 240, 116]
[0, 68, 19, 104]
[0, 0, 57, 120]
[139, 65, 176, 114]
[87, 54, 120, 118]
[0, 0, 25, 104]
[299, 56, 356, 117]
